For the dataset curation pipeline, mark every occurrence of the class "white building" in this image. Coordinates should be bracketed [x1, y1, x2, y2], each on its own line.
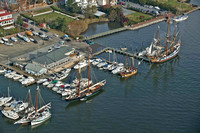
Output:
[0, 10, 14, 28]
[97, 0, 106, 6]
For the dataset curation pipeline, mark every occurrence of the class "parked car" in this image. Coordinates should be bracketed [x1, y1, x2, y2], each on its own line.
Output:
[53, 33, 59, 37]
[33, 39, 38, 44]
[59, 41, 65, 45]
[23, 19, 28, 23]
[43, 37, 49, 41]
[66, 39, 71, 42]
[2, 37, 8, 42]
[85, 40, 94, 45]
[29, 28, 34, 31]
[4, 42, 13, 46]
[40, 28, 49, 33]
[29, 38, 34, 42]
[33, 31, 39, 36]
[39, 32, 43, 35]
[0, 40, 4, 44]
[11, 37, 18, 42]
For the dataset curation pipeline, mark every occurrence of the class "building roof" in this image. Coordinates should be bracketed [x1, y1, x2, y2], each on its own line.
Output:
[94, 11, 106, 17]
[32, 46, 73, 66]
[25, 63, 46, 73]
[0, 18, 13, 22]
[0, 12, 12, 17]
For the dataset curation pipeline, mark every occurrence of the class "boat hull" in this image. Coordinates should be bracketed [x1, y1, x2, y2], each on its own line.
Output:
[31, 112, 51, 126]
[66, 80, 106, 102]
[120, 69, 137, 78]
[150, 43, 180, 63]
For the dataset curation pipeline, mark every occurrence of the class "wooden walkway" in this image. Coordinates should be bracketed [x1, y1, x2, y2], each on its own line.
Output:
[85, 26, 130, 40]
[92, 47, 149, 62]
[0, 63, 36, 86]
[184, 6, 200, 14]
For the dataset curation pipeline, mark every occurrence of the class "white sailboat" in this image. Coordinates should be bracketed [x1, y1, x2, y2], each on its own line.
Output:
[14, 89, 35, 124]
[0, 87, 12, 107]
[31, 86, 51, 126]
[74, 60, 88, 69]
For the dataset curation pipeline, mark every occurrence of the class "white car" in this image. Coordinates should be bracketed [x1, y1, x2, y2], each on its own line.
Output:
[33, 31, 39, 36]
[29, 38, 34, 42]
[5, 42, 13, 46]
[11, 37, 18, 42]
[0, 40, 4, 44]
[53, 33, 59, 37]
[2, 37, 8, 42]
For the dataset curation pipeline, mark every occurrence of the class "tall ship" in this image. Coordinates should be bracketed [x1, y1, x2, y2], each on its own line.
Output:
[66, 45, 106, 102]
[173, 14, 188, 22]
[146, 16, 181, 63]
[120, 56, 137, 78]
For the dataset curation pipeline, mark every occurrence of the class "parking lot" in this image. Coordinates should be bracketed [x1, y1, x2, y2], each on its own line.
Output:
[119, 1, 168, 15]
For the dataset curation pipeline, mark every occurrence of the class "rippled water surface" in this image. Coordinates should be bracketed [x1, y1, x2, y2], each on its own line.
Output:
[0, 1, 200, 132]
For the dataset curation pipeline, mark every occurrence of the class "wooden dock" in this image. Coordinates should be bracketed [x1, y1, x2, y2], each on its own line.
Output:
[0, 63, 36, 86]
[85, 26, 130, 40]
[92, 47, 149, 62]
[184, 6, 200, 14]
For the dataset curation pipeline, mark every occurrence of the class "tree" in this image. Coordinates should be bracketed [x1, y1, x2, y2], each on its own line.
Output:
[91, 5, 97, 13]
[108, 10, 118, 22]
[84, 5, 94, 18]
[65, 0, 81, 13]
[16, 16, 23, 26]
[139, 0, 146, 5]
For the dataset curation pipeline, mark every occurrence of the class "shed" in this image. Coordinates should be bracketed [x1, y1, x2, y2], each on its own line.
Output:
[94, 11, 106, 17]
[25, 63, 47, 76]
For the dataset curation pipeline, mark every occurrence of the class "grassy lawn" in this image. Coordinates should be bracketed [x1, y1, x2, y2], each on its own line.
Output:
[0, 26, 24, 37]
[33, 12, 74, 25]
[33, 7, 53, 14]
[126, 12, 152, 23]
[159, 0, 192, 11]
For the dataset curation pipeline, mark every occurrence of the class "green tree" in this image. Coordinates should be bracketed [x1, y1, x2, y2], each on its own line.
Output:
[16, 16, 23, 26]
[108, 9, 118, 22]
[91, 5, 97, 13]
[139, 0, 146, 5]
[84, 5, 94, 18]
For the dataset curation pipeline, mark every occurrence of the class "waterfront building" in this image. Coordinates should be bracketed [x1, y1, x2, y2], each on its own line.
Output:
[25, 63, 47, 76]
[32, 47, 75, 70]
[0, 10, 14, 29]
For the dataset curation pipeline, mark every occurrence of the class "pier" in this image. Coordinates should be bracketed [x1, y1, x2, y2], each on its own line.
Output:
[0, 63, 36, 86]
[92, 47, 149, 62]
[184, 6, 200, 14]
[85, 14, 171, 40]
[85, 26, 130, 40]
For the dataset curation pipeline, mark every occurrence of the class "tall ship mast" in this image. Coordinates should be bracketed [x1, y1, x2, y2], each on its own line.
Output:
[66, 45, 106, 102]
[146, 15, 181, 63]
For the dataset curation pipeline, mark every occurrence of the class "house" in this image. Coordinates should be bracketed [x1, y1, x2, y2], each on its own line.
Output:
[0, 10, 14, 29]
[97, 0, 107, 6]
[25, 63, 47, 76]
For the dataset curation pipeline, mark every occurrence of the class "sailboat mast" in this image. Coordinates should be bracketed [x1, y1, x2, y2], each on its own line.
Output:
[132, 57, 134, 67]
[166, 15, 170, 56]
[126, 55, 128, 68]
[27, 89, 30, 117]
[78, 56, 81, 96]
[35, 86, 39, 119]
[87, 45, 90, 92]
[8, 87, 9, 97]
[157, 25, 160, 46]
[172, 25, 177, 45]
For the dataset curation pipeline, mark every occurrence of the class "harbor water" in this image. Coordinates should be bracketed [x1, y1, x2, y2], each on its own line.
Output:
[1, 1, 200, 132]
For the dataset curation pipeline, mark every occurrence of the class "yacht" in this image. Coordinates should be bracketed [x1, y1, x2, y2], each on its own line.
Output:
[74, 60, 88, 69]
[112, 66, 124, 74]
[1, 109, 19, 120]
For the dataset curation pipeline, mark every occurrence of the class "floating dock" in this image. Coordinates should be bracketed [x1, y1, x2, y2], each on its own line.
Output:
[92, 47, 149, 62]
